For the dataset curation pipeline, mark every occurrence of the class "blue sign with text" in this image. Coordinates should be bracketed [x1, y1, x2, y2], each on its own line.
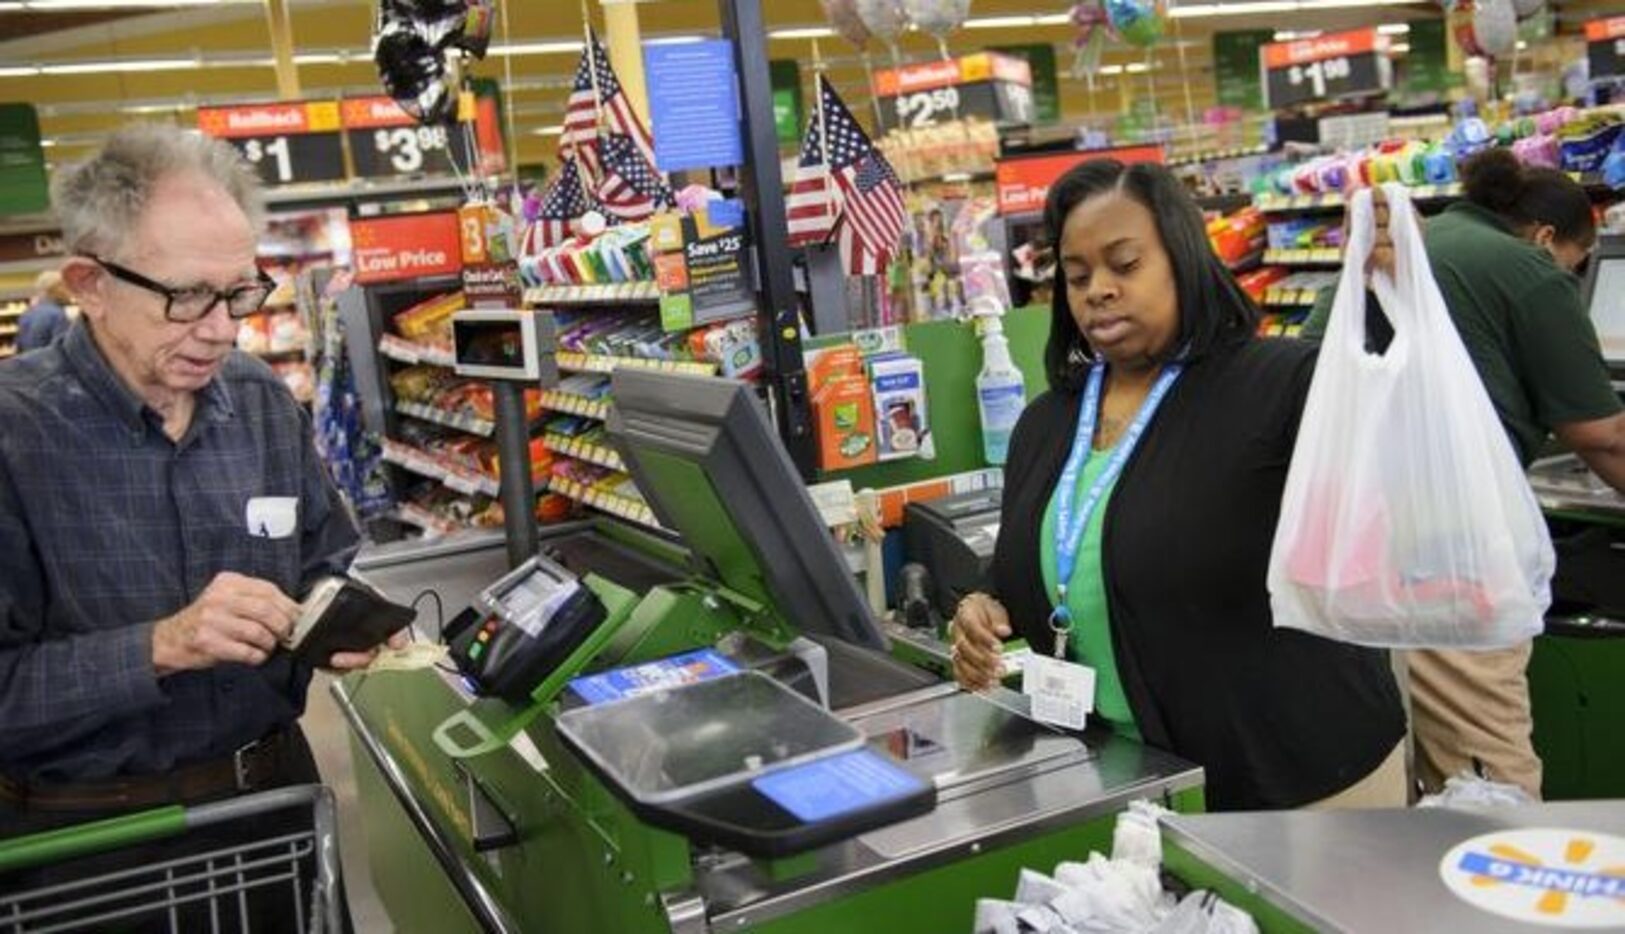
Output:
[645, 40, 744, 172]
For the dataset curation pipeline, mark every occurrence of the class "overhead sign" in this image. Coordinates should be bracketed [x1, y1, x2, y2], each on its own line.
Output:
[994, 145, 1164, 216]
[1262, 27, 1390, 110]
[770, 60, 804, 146]
[645, 40, 745, 172]
[1587, 16, 1625, 81]
[197, 100, 346, 187]
[0, 104, 49, 217]
[873, 52, 1034, 132]
[0, 229, 63, 264]
[342, 96, 463, 180]
[1439, 828, 1625, 928]
[991, 44, 1060, 124]
[1213, 30, 1272, 112]
[350, 211, 462, 284]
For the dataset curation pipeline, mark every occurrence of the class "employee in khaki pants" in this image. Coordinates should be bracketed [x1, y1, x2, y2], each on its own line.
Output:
[1304, 150, 1625, 799]
[0, 124, 403, 930]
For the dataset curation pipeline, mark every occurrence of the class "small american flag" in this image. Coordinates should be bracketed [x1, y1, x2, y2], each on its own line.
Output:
[792, 76, 906, 276]
[597, 133, 674, 222]
[561, 30, 664, 215]
[533, 157, 591, 249]
[786, 95, 837, 248]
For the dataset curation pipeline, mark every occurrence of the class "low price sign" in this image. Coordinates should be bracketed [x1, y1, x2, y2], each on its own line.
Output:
[1587, 16, 1625, 81]
[873, 52, 1034, 132]
[995, 145, 1163, 216]
[351, 211, 462, 285]
[1262, 28, 1390, 109]
[197, 101, 346, 186]
[341, 96, 464, 180]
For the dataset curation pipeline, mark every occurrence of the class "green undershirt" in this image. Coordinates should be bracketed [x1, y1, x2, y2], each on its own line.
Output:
[1039, 445, 1140, 741]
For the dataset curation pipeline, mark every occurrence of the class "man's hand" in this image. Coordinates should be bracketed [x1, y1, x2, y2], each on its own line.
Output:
[1367, 184, 1396, 280]
[152, 572, 300, 675]
[325, 629, 411, 673]
[951, 593, 1012, 692]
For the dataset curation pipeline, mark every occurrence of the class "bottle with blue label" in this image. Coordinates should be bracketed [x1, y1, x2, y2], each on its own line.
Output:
[975, 313, 1026, 466]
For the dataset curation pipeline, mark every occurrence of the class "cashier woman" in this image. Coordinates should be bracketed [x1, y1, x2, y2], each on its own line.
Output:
[951, 159, 1408, 811]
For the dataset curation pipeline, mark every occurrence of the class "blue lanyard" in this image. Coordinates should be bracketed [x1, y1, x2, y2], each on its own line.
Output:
[1051, 362, 1183, 655]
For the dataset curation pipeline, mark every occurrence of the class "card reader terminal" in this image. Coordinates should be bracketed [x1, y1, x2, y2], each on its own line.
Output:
[447, 553, 608, 700]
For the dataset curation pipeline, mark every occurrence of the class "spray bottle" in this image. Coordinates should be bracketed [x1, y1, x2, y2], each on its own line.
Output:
[972, 298, 1026, 466]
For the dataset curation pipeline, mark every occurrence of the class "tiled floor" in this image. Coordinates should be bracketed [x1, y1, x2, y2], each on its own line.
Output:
[305, 673, 395, 933]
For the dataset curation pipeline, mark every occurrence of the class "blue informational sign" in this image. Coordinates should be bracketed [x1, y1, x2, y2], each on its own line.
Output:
[569, 649, 741, 706]
[752, 749, 926, 823]
[644, 40, 745, 172]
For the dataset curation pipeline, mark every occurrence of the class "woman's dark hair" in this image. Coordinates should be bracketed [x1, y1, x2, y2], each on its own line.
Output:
[1461, 148, 1596, 247]
[1043, 159, 1260, 392]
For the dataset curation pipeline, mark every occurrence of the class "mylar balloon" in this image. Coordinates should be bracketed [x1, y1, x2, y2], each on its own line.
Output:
[1511, 0, 1544, 18]
[855, 0, 909, 46]
[1071, 1, 1109, 80]
[902, 0, 972, 42]
[1104, 0, 1165, 48]
[821, 0, 872, 51]
[1470, 0, 1518, 57]
[375, 15, 458, 123]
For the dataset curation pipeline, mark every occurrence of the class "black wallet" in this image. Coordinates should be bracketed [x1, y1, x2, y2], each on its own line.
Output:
[287, 577, 416, 665]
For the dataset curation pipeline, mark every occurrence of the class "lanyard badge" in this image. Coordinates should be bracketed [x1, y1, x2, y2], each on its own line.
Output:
[1050, 362, 1183, 659]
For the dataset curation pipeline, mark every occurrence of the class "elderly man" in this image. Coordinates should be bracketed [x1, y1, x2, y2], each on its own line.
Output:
[0, 124, 394, 874]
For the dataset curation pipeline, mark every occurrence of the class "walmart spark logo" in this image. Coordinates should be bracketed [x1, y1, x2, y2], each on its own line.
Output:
[1440, 828, 1625, 929]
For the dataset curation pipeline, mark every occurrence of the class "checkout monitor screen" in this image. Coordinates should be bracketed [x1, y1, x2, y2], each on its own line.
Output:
[1589, 255, 1625, 369]
[606, 369, 887, 651]
[454, 318, 528, 371]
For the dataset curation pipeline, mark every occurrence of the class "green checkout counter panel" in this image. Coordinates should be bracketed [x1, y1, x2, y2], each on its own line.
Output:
[334, 369, 1205, 934]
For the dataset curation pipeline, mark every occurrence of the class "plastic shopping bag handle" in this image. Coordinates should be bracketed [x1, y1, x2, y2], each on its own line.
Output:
[1330, 184, 1424, 364]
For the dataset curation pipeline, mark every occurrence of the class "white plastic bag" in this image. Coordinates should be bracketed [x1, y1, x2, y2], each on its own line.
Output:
[1268, 184, 1554, 649]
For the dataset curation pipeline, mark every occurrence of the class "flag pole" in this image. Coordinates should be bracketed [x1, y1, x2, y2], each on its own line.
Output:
[810, 44, 840, 251]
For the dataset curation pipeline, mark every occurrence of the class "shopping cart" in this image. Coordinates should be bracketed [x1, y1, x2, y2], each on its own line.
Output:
[0, 784, 343, 934]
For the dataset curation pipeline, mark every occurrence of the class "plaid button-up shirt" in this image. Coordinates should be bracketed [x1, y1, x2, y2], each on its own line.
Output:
[0, 323, 359, 783]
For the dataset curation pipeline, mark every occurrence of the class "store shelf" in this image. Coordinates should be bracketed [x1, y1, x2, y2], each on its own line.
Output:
[0, 325, 17, 338]
[1169, 144, 1272, 168]
[1262, 290, 1325, 308]
[391, 503, 469, 538]
[1224, 249, 1264, 274]
[1263, 248, 1345, 266]
[524, 282, 661, 306]
[395, 401, 495, 438]
[379, 334, 456, 368]
[1254, 183, 1462, 213]
[540, 389, 612, 422]
[1195, 193, 1258, 214]
[548, 475, 661, 531]
[544, 433, 624, 472]
[380, 439, 501, 498]
[556, 351, 717, 377]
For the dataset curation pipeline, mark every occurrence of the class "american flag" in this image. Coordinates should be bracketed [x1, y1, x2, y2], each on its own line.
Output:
[786, 95, 837, 248]
[561, 30, 662, 205]
[596, 132, 674, 222]
[533, 157, 591, 249]
[791, 76, 906, 276]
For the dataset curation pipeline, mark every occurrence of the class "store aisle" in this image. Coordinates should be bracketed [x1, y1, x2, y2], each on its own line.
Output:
[305, 673, 395, 933]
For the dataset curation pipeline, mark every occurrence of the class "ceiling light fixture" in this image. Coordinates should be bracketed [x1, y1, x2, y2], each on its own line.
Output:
[41, 57, 197, 75]
[768, 27, 836, 40]
[1174, 0, 1413, 17]
[488, 40, 585, 56]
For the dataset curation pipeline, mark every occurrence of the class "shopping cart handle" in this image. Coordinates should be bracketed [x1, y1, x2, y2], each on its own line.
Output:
[0, 804, 187, 874]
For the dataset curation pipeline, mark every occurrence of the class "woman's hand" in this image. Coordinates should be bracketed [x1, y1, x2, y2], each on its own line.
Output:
[951, 593, 1012, 691]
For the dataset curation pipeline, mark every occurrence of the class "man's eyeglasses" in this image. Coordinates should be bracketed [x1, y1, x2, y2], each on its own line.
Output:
[84, 254, 276, 323]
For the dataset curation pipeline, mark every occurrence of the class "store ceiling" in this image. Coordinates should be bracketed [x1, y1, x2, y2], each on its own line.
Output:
[0, 0, 1616, 171]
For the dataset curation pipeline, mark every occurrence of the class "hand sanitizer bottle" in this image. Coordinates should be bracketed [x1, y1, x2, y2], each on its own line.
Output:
[975, 311, 1026, 466]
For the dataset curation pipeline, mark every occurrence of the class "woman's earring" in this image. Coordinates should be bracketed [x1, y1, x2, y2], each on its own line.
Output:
[1068, 345, 1089, 366]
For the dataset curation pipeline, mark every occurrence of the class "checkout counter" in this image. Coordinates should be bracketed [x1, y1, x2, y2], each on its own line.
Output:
[334, 367, 1204, 934]
[1522, 234, 1625, 802]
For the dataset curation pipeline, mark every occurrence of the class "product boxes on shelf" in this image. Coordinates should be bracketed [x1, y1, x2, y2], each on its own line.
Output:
[870, 356, 934, 462]
[809, 345, 877, 471]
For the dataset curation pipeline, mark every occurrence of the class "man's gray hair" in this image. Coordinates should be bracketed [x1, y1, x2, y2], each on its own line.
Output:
[50, 123, 265, 258]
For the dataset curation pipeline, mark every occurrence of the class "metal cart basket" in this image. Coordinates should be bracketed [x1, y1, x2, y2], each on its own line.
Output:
[0, 784, 342, 934]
